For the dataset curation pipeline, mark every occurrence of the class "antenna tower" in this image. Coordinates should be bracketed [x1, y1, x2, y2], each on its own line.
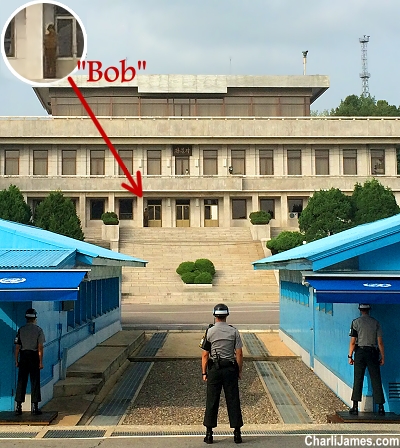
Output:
[359, 35, 370, 96]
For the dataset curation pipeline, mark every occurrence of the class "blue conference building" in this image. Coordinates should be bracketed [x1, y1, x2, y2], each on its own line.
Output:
[0, 219, 146, 412]
[253, 214, 400, 414]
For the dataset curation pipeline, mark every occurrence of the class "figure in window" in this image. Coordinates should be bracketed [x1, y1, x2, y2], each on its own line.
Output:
[44, 24, 57, 78]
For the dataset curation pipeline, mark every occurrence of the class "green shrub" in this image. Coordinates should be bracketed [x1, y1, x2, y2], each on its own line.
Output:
[194, 258, 216, 276]
[194, 272, 213, 284]
[249, 210, 271, 225]
[181, 272, 197, 284]
[267, 231, 304, 255]
[101, 211, 119, 225]
[176, 261, 196, 275]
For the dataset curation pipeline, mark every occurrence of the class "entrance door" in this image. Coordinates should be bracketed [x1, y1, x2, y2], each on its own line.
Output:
[148, 200, 162, 227]
[176, 200, 190, 227]
[204, 199, 219, 227]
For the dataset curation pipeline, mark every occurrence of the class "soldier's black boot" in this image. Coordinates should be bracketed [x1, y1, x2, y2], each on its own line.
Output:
[349, 401, 358, 415]
[15, 402, 22, 416]
[378, 404, 385, 416]
[204, 427, 213, 444]
[32, 403, 42, 415]
[234, 428, 242, 444]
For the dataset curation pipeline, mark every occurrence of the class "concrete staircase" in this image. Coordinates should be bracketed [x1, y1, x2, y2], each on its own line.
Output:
[120, 227, 279, 303]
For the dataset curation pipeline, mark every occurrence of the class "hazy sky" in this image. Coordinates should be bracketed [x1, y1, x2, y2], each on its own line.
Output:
[1, 0, 400, 116]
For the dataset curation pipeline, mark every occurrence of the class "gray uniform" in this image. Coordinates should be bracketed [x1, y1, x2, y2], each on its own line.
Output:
[350, 314, 385, 404]
[203, 322, 243, 429]
[15, 323, 45, 404]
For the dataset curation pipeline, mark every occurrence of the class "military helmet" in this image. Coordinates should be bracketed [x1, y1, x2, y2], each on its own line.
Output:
[25, 308, 37, 318]
[213, 303, 229, 317]
[358, 303, 371, 310]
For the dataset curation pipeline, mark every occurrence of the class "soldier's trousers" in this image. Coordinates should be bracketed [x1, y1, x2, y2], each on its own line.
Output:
[15, 350, 41, 404]
[203, 363, 243, 429]
[351, 346, 385, 404]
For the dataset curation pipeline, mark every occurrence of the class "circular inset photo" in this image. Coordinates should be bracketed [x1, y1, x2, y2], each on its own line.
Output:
[1, 0, 87, 86]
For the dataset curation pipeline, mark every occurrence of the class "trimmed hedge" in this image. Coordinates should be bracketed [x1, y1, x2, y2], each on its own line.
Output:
[101, 211, 119, 225]
[177, 258, 215, 284]
[249, 210, 271, 225]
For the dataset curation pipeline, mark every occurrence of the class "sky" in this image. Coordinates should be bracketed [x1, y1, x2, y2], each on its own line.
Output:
[1, 0, 400, 116]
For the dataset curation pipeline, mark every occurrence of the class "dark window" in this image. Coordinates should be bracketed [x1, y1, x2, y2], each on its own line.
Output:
[33, 150, 48, 175]
[259, 150, 274, 175]
[119, 199, 133, 220]
[118, 150, 133, 175]
[4, 19, 14, 57]
[90, 150, 105, 175]
[231, 150, 246, 175]
[287, 150, 301, 175]
[343, 149, 357, 175]
[62, 150, 76, 175]
[56, 7, 83, 58]
[371, 149, 385, 175]
[5, 150, 19, 175]
[203, 150, 218, 175]
[315, 149, 329, 175]
[90, 199, 105, 220]
[175, 157, 189, 175]
[288, 198, 303, 216]
[147, 150, 161, 175]
[260, 198, 275, 219]
[232, 199, 247, 219]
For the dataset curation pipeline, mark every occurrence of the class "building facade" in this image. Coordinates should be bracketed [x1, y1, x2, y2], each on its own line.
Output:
[0, 75, 400, 240]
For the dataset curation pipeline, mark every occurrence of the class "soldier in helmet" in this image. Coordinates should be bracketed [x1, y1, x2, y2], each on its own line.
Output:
[348, 303, 385, 416]
[14, 308, 46, 416]
[201, 303, 243, 444]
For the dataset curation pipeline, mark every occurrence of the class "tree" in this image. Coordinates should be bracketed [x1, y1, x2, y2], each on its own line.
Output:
[298, 188, 353, 242]
[266, 231, 304, 255]
[351, 179, 400, 226]
[0, 184, 31, 224]
[33, 191, 84, 240]
[331, 94, 400, 117]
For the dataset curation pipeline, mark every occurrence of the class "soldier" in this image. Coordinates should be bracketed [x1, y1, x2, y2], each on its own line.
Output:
[43, 23, 57, 78]
[14, 308, 46, 416]
[348, 303, 385, 416]
[201, 303, 243, 444]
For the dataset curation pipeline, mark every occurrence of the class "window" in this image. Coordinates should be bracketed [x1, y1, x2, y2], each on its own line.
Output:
[232, 199, 247, 219]
[147, 150, 161, 175]
[90, 199, 105, 220]
[90, 150, 105, 175]
[56, 6, 84, 58]
[231, 150, 246, 175]
[118, 150, 133, 175]
[119, 199, 133, 220]
[33, 150, 48, 175]
[343, 149, 357, 175]
[397, 148, 400, 176]
[4, 19, 15, 57]
[260, 198, 275, 219]
[5, 150, 19, 175]
[288, 198, 303, 215]
[203, 150, 218, 175]
[259, 150, 274, 175]
[175, 156, 189, 175]
[371, 149, 385, 175]
[62, 150, 76, 175]
[287, 150, 301, 175]
[315, 149, 329, 175]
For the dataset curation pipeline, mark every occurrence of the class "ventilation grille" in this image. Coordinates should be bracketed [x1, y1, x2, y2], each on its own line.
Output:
[389, 383, 400, 399]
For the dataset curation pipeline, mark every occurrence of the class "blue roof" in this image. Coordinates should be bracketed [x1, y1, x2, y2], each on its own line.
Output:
[253, 214, 400, 271]
[0, 219, 147, 267]
[0, 249, 75, 268]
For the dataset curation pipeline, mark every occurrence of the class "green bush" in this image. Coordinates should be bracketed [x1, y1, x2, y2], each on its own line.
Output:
[194, 272, 213, 284]
[249, 210, 271, 225]
[176, 261, 196, 275]
[181, 272, 197, 284]
[101, 211, 119, 225]
[194, 258, 216, 276]
[267, 231, 304, 255]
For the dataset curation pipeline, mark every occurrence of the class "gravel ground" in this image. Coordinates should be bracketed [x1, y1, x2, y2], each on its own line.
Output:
[123, 358, 348, 425]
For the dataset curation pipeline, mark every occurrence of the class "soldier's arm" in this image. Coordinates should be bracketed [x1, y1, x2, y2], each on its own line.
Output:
[15, 344, 20, 367]
[202, 350, 209, 381]
[38, 343, 44, 369]
[235, 348, 243, 379]
[377, 336, 384, 365]
[348, 337, 356, 365]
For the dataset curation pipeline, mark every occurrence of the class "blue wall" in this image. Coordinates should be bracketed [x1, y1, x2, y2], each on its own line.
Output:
[359, 242, 400, 270]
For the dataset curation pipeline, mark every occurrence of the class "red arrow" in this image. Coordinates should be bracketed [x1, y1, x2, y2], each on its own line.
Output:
[67, 76, 143, 198]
